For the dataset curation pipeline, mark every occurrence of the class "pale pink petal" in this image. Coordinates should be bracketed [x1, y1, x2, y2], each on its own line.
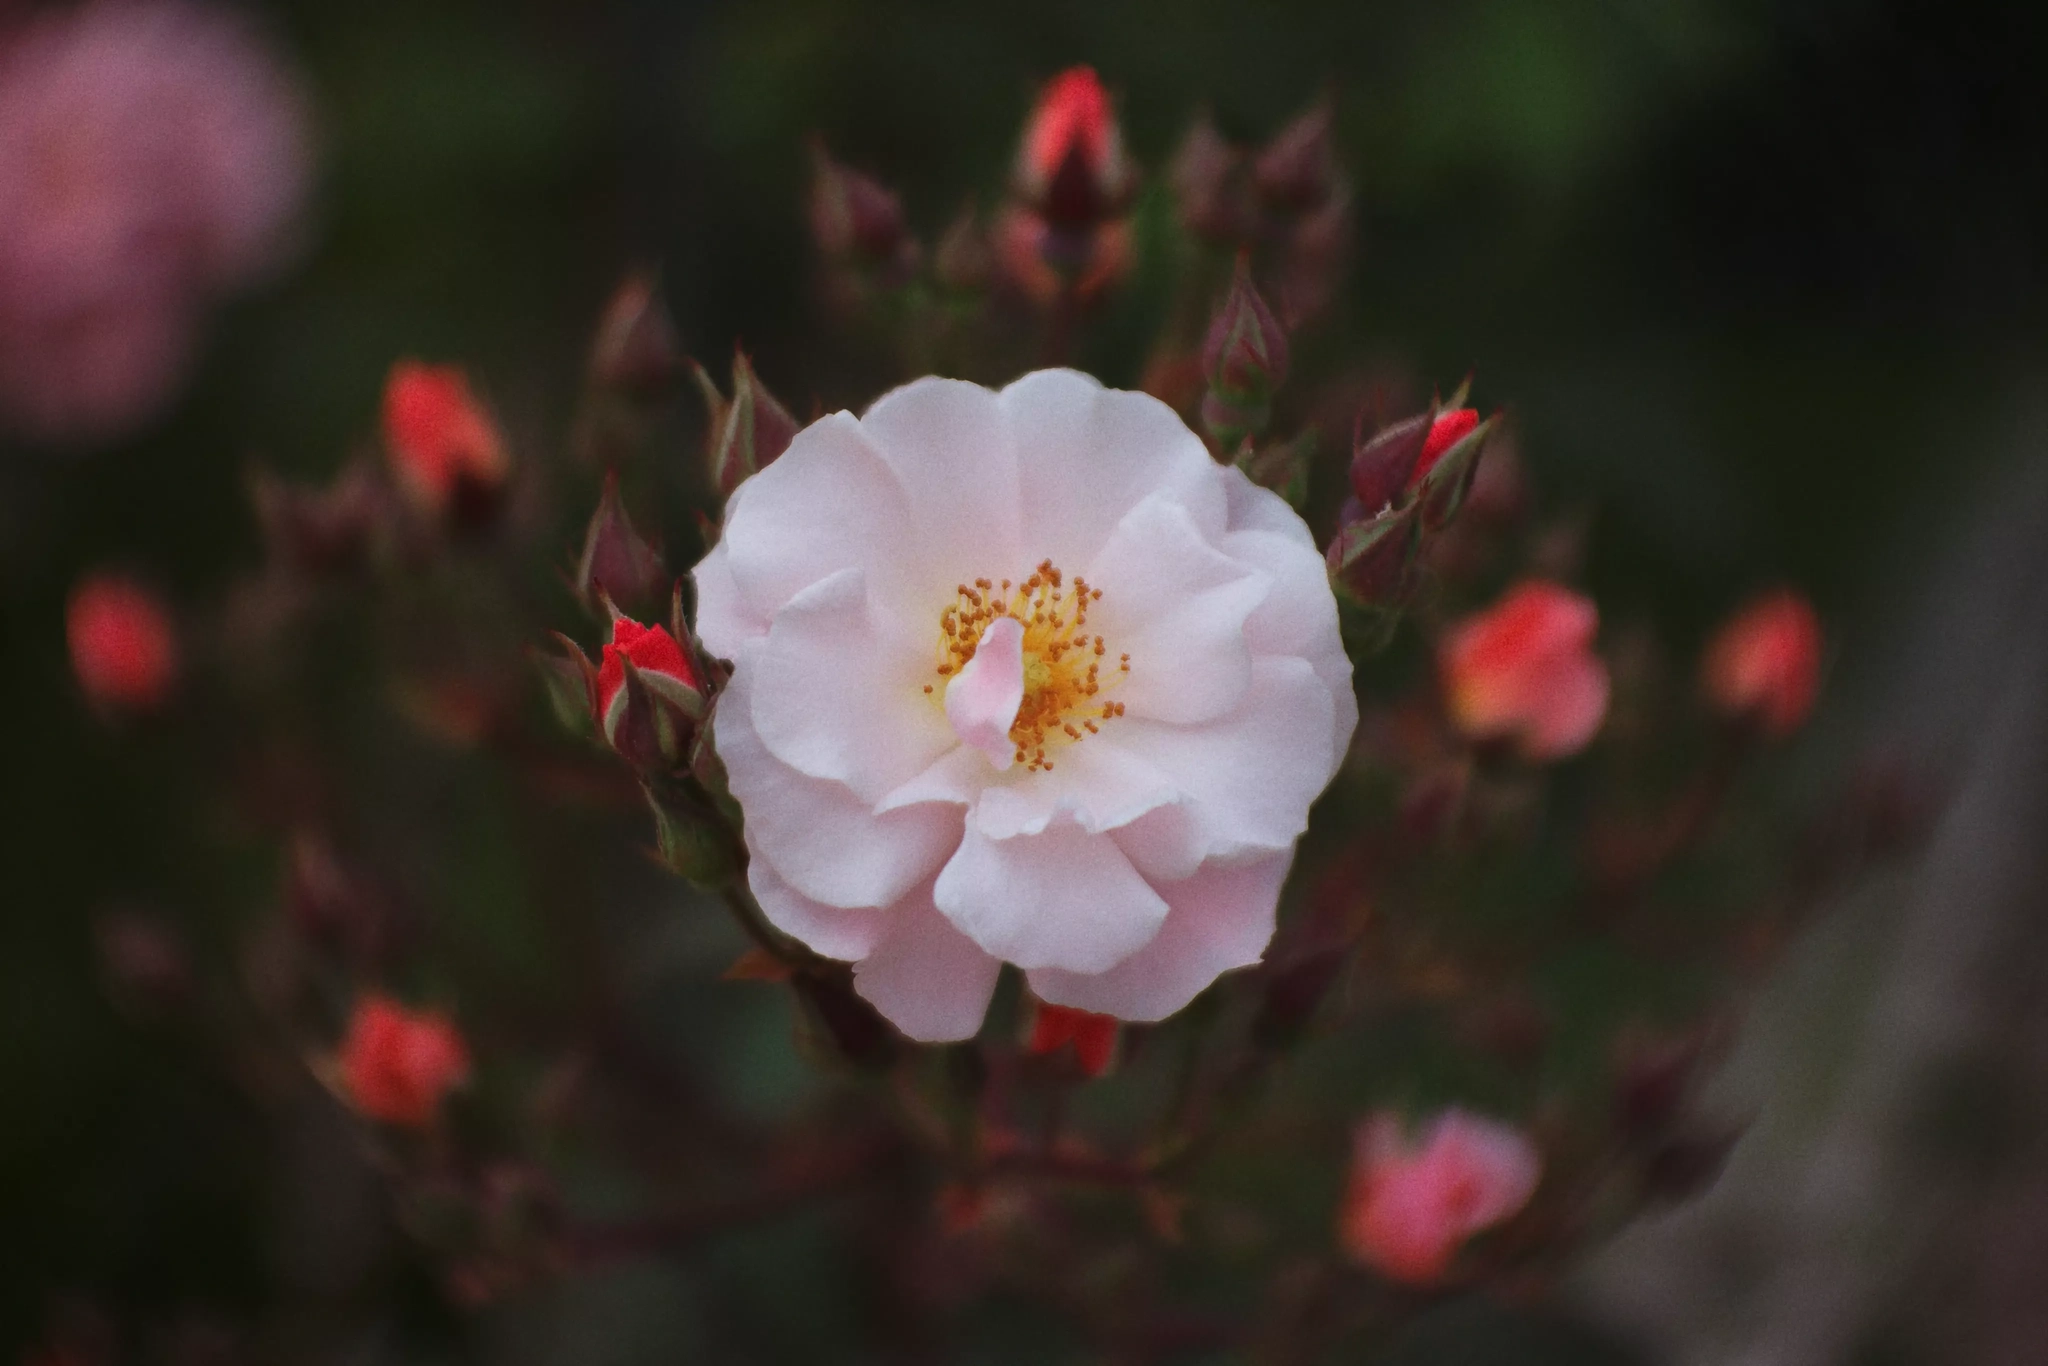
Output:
[1109, 802, 1207, 883]
[852, 881, 1004, 1042]
[944, 615, 1025, 770]
[934, 818, 1168, 975]
[1002, 370, 1227, 569]
[690, 538, 766, 656]
[749, 568, 955, 801]
[746, 839, 890, 961]
[1429, 1112, 1542, 1231]
[860, 377, 1023, 589]
[969, 736, 1178, 840]
[876, 744, 988, 813]
[720, 412, 919, 623]
[1026, 852, 1288, 1020]
[1112, 657, 1338, 859]
[719, 662, 959, 911]
[1085, 494, 1269, 724]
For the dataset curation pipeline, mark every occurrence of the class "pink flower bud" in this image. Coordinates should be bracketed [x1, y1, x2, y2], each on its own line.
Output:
[690, 349, 800, 499]
[380, 361, 509, 521]
[576, 473, 667, 611]
[1025, 1001, 1118, 1077]
[1254, 97, 1340, 214]
[1169, 111, 1247, 242]
[67, 572, 177, 712]
[1015, 66, 1131, 232]
[1702, 590, 1822, 737]
[1199, 258, 1289, 446]
[1338, 1109, 1540, 1285]
[587, 273, 682, 401]
[338, 994, 469, 1128]
[1441, 581, 1609, 760]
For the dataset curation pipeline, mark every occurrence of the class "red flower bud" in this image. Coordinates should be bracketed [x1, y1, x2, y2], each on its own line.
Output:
[1441, 581, 1609, 760]
[1702, 590, 1822, 737]
[1025, 1001, 1118, 1077]
[67, 572, 177, 712]
[597, 615, 705, 772]
[1339, 1110, 1540, 1285]
[380, 362, 508, 521]
[338, 994, 469, 1127]
[1413, 407, 1480, 486]
[1015, 66, 1132, 232]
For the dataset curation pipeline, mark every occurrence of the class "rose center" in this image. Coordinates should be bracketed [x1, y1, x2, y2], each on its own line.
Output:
[925, 559, 1128, 772]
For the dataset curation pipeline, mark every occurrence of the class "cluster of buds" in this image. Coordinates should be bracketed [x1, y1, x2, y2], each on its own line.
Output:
[1171, 98, 1351, 324]
[1327, 390, 1497, 621]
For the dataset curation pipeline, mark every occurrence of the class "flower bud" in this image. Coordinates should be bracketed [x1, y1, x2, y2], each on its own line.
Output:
[689, 349, 800, 500]
[587, 273, 683, 402]
[576, 472, 667, 612]
[1254, 97, 1339, 214]
[1338, 1110, 1540, 1285]
[1441, 581, 1609, 761]
[338, 994, 470, 1128]
[1347, 411, 1433, 514]
[1169, 110, 1247, 242]
[67, 572, 178, 713]
[380, 361, 509, 525]
[1200, 258, 1289, 448]
[533, 632, 599, 738]
[1014, 66, 1132, 235]
[1024, 1001, 1118, 1077]
[597, 612, 705, 772]
[1326, 502, 1419, 608]
[808, 143, 916, 277]
[1702, 590, 1822, 738]
[934, 204, 993, 292]
[1414, 407, 1495, 532]
[251, 461, 385, 576]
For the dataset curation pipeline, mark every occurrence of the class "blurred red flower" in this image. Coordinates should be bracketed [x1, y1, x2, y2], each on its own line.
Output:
[338, 994, 470, 1128]
[1441, 580, 1609, 760]
[67, 572, 177, 712]
[1702, 590, 1822, 738]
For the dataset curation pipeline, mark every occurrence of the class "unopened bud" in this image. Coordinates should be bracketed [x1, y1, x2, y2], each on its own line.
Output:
[251, 461, 385, 576]
[690, 350, 800, 500]
[597, 612, 705, 773]
[1254, 97, 1339, 214]
[1347, 411, 1433, 514]
[1414, 408, 1495, 532]
[587, 273, 683, 402]
[67, 572, 178, 714]
[1014, 66, 1133, 234]
[532, 632, 598, 738]
[1169, 111, 1247, 242]
[1326, 503, 1419, 608]
[1200, 257, 1289, 448]
[576, 473, 667, 612]
[381, 361, 510, 527]
[1702, 590, 1823, 739]
[808, 143, 916, 276]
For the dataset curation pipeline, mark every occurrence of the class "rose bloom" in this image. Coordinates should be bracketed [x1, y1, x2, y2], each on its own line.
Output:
[380, 361, 509, 517]
[1702, 589, 1821, 737]
[1339, 1109, 1541, 1285]
[67, 572, 178, 711]
[0, 1, 312, 442]
[338, 994, 470, 1128]
[1440, 580, 1608, 760]
[694, 370, 1355, 1041]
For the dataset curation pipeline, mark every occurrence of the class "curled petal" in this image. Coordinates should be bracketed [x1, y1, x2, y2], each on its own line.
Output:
[935, 818, 1167, 975]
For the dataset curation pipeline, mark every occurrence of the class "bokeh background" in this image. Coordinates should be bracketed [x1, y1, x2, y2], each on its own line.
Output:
[6, 0, 2048, 1361]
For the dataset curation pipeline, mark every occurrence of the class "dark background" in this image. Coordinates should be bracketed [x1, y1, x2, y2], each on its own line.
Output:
[5, 0, 2047, 1360]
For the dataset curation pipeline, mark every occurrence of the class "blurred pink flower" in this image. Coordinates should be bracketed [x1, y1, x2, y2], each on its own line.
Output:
[0, 0, 312, 442]
[1339, 1109, 1541, 1284]
[380, 361, 509, 519]
[1702, 589, 1822, 738]
[694, 371, 1356, 1041]
[1441, 580, 1609, 760]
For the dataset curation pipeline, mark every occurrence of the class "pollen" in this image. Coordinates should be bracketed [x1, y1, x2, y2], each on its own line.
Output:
[933, 559, 1130, 771]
